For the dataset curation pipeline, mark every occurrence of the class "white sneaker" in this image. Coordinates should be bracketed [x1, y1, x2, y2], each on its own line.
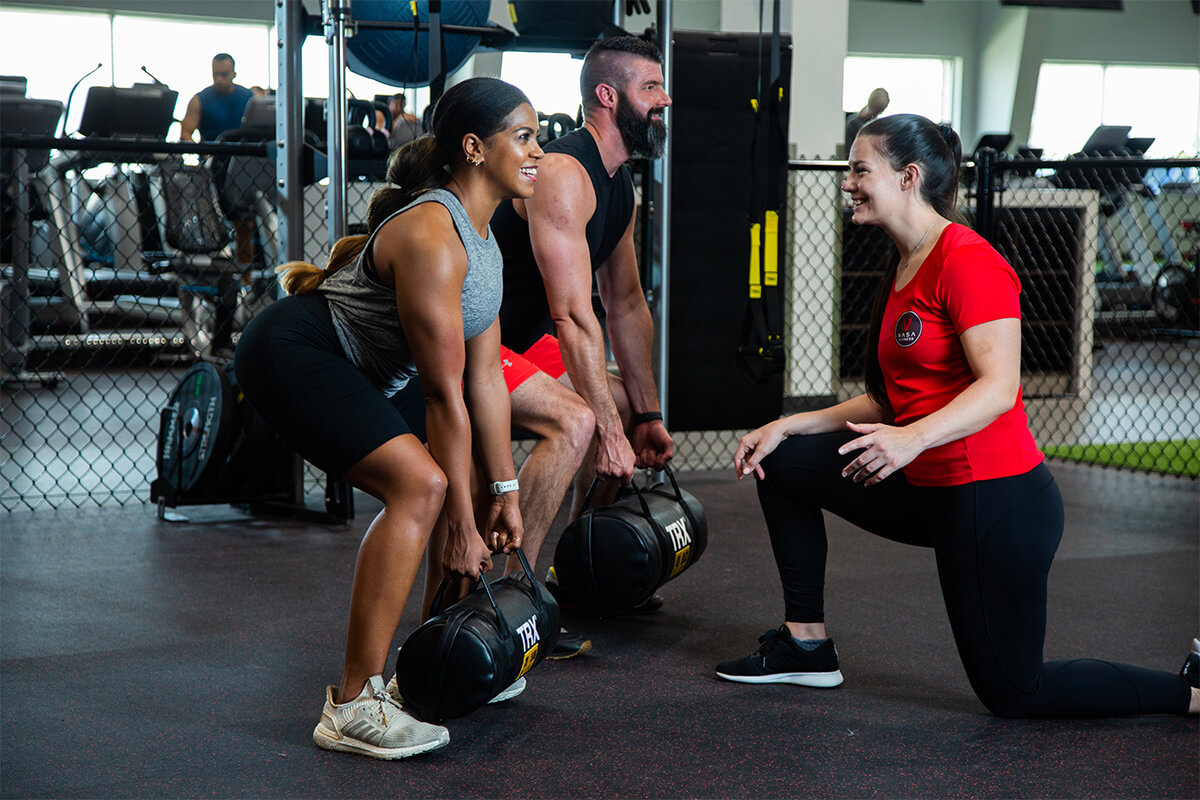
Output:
[386, 674, 526, 705]
[312, 675, 450, 759]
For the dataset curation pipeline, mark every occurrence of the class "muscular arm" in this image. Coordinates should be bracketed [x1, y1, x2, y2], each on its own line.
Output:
[596, 215, 656, 417]
[179, 95, 202, 142]
[463, 318, 522, 551]
[526, 154, 634, 481]
[596, 215, 673, 468]
[377, 206, 478, 552]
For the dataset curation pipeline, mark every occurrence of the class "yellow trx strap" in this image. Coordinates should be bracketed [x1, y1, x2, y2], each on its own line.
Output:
[764, 210, 778, 287]
[748, 222, 762, 299]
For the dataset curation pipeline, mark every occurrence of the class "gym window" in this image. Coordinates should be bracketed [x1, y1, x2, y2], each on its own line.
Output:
[842, 55, 961, 128]
[0, 8, 274, 138]
[0, 9, 112, 133]
[1030, 62, 1200, 158]
[499, 52, 584, 119]
[295, 34, 430, 123]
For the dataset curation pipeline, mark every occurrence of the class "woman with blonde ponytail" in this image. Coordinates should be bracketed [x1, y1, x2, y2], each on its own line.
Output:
[717, 114, 1198, 720]
[233, 77, 545, 758]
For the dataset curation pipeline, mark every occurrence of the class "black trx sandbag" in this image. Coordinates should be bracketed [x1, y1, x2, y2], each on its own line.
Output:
[551, 465, 708, 614]
[395, 549, 559, 723]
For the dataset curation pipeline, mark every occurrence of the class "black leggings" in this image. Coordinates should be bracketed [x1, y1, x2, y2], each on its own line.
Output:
[757, 431, 1191, 718]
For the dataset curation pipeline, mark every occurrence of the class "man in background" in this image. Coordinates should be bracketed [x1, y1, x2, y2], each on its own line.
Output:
[180, 53, 253, 142]
[845, 87, 889, 146]
[381, 91, 422, 147]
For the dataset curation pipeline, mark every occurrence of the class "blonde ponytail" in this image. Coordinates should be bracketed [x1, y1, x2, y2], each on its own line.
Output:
[275, 234, 370, 295]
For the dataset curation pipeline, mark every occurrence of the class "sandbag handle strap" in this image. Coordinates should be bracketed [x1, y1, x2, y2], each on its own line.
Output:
[578, 473, 658, 522]
[577, 476, 601, 513]
[509, 547, 551, 623]
[627, 476, 657, 522]
[660, 463, 701, 537]
[428, 546, 546, 628]
[429, 578, 452, 617]
[428, 570, 509, 634]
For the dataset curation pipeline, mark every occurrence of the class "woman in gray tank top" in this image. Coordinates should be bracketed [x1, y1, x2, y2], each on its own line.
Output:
[233, 78, 544, 759]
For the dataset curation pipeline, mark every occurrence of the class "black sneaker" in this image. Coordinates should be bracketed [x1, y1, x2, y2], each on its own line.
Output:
[1181, 638, 1200, 688]
[715, 626, 844, 687]
[547, 628, 592, 660]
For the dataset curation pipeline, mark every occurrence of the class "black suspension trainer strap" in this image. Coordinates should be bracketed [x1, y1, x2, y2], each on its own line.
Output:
[738, 0, 786, 383]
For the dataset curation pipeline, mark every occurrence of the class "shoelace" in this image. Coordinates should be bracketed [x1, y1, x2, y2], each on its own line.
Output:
[756, 628, 793, 666]
[369, 685, 402, 726]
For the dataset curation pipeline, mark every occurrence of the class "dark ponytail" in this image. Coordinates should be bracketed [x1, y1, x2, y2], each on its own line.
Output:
[858, 114, 967, 416]
[366, 136, 449, 233]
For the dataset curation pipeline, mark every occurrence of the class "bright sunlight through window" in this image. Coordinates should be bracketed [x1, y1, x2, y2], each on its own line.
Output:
[1030, 62, 1200, 158]
[500, 52, 585, 118]
[843, 55, 959, 129]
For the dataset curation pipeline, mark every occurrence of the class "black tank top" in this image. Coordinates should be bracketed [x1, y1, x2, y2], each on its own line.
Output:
[492, 128, 634, 351]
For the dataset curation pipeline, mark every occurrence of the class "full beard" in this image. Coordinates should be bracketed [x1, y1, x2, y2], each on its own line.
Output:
[616, 96, 666, 159]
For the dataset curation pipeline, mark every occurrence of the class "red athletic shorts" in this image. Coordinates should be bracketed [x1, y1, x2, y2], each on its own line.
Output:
[501, 333, 566, 393]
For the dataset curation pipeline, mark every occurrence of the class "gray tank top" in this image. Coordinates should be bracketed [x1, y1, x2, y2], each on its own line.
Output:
[317, 187, 502, 396]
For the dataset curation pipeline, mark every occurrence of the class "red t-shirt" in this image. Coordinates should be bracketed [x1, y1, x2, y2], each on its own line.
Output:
[878, 223, 1043, 486]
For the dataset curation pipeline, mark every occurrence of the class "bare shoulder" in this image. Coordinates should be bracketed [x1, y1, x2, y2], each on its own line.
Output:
[372, 198, 466, 280]
[537, 153, 591, 193]
[527, 153, 595, 222]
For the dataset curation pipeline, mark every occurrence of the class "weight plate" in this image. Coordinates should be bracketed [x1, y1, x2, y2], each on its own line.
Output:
[157, 362, 234, 492]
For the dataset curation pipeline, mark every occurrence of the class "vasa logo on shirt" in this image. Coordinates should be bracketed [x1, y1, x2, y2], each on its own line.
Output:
[894, 310, 922, 348]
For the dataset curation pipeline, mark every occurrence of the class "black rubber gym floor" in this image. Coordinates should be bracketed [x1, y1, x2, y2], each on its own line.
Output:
[2, 461, 1196, 799]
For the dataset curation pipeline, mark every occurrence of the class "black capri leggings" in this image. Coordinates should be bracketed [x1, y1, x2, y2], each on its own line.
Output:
[233, 293, 426, 478]
[757, 431, 1191, 718]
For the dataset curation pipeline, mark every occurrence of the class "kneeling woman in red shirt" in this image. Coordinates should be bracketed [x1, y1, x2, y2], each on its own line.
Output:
[715, 113, 1198, 717]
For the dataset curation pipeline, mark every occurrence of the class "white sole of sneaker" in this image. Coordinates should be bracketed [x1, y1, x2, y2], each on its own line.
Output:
[387, 675, 526, 706]
[312, 723, 450, 760]
[714, 669, 845, 688]
[487, 676, 526, 704]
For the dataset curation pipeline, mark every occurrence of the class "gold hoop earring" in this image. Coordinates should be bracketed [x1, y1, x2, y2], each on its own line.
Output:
[467, 154, 482, 167]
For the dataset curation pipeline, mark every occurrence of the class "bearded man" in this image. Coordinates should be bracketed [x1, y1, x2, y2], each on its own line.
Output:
[488, 36, 675, 659]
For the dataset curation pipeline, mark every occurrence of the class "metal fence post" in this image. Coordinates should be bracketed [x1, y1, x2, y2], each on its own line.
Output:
[653, 0, 673, 426]
[275, 0, 305, 264]
[975, 147, 997, 243]
[324, 0, 350, 247]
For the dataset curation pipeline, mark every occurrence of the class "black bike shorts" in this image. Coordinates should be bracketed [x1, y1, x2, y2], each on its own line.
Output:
[233, 293, 425, 478]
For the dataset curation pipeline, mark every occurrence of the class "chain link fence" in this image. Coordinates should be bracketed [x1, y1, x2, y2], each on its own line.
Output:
[3, 137, 1197, 511]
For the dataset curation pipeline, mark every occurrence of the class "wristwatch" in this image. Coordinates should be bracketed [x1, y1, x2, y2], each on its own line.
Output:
[489, 479, 520, 496]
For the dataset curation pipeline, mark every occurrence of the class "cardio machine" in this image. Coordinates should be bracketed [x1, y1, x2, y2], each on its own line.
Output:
[1053, 126, 1196, 330]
